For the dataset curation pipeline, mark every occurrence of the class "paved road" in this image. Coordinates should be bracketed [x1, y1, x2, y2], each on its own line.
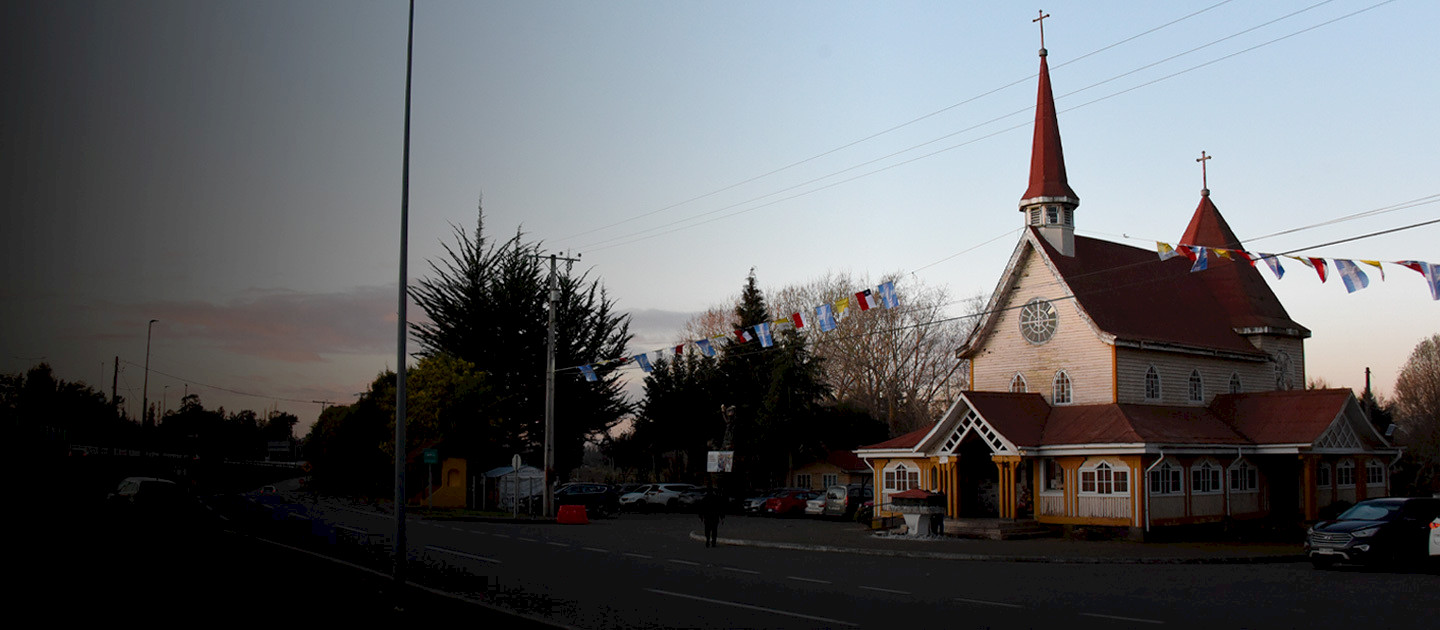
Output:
[297, 502, 1439, 629]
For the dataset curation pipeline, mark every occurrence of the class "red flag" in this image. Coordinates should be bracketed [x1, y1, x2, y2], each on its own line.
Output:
[733, 329, 753, 343]
[854, 289, 879, 311]
[1176, 245, 1198, 263]
[791, 312, 808, 329]
[1307, 257, 1328, 283]
[674, 344, 685, 357]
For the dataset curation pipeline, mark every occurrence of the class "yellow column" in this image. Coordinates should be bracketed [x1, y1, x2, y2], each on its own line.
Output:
[1300, 454, 1317, 522]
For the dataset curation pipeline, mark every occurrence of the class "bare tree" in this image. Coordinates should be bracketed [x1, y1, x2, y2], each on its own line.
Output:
[1393, 333, 1440, 492]
[772, 272, 983, 436]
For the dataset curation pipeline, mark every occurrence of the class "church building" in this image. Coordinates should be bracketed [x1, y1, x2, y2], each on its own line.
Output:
[857, 36, 1398, 537]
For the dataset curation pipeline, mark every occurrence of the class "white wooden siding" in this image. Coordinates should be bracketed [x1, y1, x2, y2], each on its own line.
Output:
[1077, 495, 1130, 519]
[1038, 493, 1066, 516]
[1115, 349, 1272, 406]
[971, 247, 1115, 404]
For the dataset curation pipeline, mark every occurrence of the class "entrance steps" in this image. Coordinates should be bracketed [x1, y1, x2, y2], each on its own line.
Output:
[942, 517, 1056, 540]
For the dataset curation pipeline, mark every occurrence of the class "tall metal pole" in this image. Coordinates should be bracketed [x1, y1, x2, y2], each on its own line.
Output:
[543, 254, 557, 517]
[142, 319, 157, 428]
[393, 0, 415, 590]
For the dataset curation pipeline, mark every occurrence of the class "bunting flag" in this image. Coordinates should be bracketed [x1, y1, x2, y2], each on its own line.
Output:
[816, 303, 837, 332]
[1403, 261, 1440, 300]
[1213, 248, 1234, 261]
[1259, 253, 1285, 279]
[1190, 246, 1209, 272]
[790, 311, 810, 329]
[878, 281, 900, 309]
[578, 365, 597, 382]
[695, 338, 715, 357]
[1233, 250, 1257, 267]
[1360, 259, 1385, 280]
[1156, 242, 1181, 261]
[1305, 257, 1328, 283]
[754, 322, 774, 348]
[674, 344, 685, 358]
[1334, 259, 1370, 294]
[1176, 245, 1198, 263]
[733, 329, 753, 344]
[833, 296, 850, 321]
[1398, 260, 1428, 275]
[633, 353, 654, 373]
[854, 289, 879, 311]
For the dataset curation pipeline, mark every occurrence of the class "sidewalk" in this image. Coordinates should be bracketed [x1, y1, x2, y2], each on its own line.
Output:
[696, 516, 1307, 564]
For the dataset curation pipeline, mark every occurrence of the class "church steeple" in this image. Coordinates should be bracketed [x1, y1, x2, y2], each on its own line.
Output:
[1020, 11, 1080, 256]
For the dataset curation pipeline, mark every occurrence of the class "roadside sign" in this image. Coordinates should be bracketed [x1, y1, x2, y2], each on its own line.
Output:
[707, 450, 734, 473]
[512, 453, 522, 470]
[1430, 519, 1439, 556]
[423, 448, 439, 464]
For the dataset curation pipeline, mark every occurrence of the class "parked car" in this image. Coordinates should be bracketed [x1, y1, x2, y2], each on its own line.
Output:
[822, 484, 874, 519]
[744, 488, 801, 514]
[620, 483, 698, 512]
[1306, 497, 1440, 568]
[554, 483, 620, 518]
[804, 495, 827, 516]
[764, 489, 821, 517]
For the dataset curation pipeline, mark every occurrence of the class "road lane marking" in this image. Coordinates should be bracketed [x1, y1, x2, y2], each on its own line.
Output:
[669, 559, 701, 566]
[493, 534, 510, 538]
[860, 586, 911, 595]
[624, 553, 653, 559]
[582, 547, 609, 553]
[424, 545, 501, 564]
[722, 567, 760, 575]
[953, 597, 1022, 609]
[1080, 613, 1164, 624]
[548, 542, 569, 547]
[517, 537, 538, 542]
[787, 576, 831, 584]
[645, 588, 858, 627]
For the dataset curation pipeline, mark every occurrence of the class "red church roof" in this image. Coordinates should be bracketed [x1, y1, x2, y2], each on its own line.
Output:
[1020, 53, 1078, 205]
[1210, 388, 1354, 444]
[1177, 194, 1309, 335]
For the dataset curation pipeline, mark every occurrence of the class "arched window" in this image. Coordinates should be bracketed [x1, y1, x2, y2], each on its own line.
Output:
[1335, 460, 1356, 488]
[1149, 462, 1182, 495]
[1192, 459, 1222, 494]
[1053, 370, 1072, 405]
[1145, 366, 1161, 400]
[1317, 463, 1332, 488]
[1229, 372, 1242, 394]
[1273, 351, 1294, 390]
[1365, 460, 1385, 486]
[884, 463, 919, 491]
[1010, 373, 1028, 393]
[1080, 460, 1129, 496]
[1228, 460, 1257, 492]
[1188, 370, 1204, 403]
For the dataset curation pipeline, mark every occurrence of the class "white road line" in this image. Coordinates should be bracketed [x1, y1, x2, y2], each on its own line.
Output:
[624, 552, 653, 559]
[668, 559, 701, 566]
[787, 576, 831, 584]
[1080, 613, 1164, 624]
[859, 586, 911, 595]
[645, 588, 858, 628]
[493, 533, 510, 538]
[424, 545, 502, 564]
[548, 542, 569, 547]
[953, 597, 1023, 609]
[517, 537, 538, 542]
[582, 547, 609, 553]
[722, 567, 760, 575]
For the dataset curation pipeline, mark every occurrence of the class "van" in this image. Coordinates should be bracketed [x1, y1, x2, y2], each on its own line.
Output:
[822, 484, 873, 518]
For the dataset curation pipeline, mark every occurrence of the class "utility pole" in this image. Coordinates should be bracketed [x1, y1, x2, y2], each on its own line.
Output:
[142, 319, 158, 429]
[539, 251, 580, 517]
[393, 0, 415, 593]
[111, 356, 119, 416]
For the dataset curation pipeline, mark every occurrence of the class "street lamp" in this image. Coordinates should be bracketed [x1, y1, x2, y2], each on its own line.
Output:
[142, 319, 157, 428]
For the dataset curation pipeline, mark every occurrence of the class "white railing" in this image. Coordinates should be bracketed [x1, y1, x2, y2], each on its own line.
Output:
[1076, 495, 1130, 519]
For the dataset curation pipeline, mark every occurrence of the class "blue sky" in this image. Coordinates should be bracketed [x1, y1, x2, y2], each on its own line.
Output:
[3, 0, 1436, 432]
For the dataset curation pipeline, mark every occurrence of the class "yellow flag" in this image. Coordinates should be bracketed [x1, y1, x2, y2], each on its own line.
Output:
[1360, 260, 1386, 280]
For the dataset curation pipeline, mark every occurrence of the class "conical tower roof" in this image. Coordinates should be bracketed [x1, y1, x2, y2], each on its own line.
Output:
[1181, 191, 1309, 336]
[1020, 52, 1079, 206]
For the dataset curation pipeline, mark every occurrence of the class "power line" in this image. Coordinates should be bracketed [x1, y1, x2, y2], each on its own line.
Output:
[117, 359, 351, 407]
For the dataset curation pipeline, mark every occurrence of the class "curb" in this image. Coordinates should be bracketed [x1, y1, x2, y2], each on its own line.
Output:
[687, 531, 1307, 565]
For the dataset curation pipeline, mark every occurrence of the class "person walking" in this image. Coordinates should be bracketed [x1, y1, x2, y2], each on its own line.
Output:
[699, 489, 725, 547]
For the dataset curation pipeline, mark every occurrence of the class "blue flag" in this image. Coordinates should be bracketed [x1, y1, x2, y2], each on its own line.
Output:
[754, 322, 773, 348]
[815, 303, 837, 332]
[578, 365, 597, 382]
[1190, 246, 1209, 272]
[633, 353, 654, 373]
[1259, 253, 1285, 279]
[878, 281, 899, 309]
[1334, 259, 1369, 294]
[695, 338, 715, 357]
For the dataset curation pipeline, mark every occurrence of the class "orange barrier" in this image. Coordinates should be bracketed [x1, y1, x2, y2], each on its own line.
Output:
[557, 504, 589, 524]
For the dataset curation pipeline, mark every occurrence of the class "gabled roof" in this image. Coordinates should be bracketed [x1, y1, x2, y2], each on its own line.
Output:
[860, 425, 932, 451]
[1020, 53, 1078, 205]
[825, 450, 868, 472]
[962, 391, 1051, 447]
[1210, 388, 1371, 445]
[1177, 194, 1309, 335]
[1040, 404, 1250, 445]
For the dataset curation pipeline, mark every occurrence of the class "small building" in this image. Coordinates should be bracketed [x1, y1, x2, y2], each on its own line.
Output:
[483, 464, 545, 511]
[787, 450, 870, 490]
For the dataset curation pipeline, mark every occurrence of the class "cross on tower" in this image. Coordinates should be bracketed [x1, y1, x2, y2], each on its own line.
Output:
[1034, 10, 1051, 49]
[1196, 150, 1213, 195]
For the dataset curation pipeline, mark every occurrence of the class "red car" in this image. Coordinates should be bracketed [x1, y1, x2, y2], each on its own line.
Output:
[764, 489, 820, 517]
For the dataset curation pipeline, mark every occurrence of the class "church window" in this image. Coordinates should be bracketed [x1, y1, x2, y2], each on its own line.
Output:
[1273, 351, 1294, 390]
[1317, 463, 1332, 487]
[1019, 298, 1058, 344]
[884, 463, 920, 491]
[1145, 366, 1161, 400]
[1053, 370, 1072, 404]
[1228, 460, 1258, 493]
[1046, 206, 1059, 225]
[1192, 460, 1222, 494]
[1229, 372, 1242, 394]
[1188, 370, 1204, 403]
[1029, 208, 1041, 225]
[1365, 460, 1385, 485]
[1063, 208, 1073, 226]
[1080, 461, 1128, 496]
[1149, 462, 1182, 495]
[1335, 460, 1356, 488]
[1010, 373, 1028, 393]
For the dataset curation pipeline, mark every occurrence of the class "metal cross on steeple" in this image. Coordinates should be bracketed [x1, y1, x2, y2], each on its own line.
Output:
[1196, 150, 1213, 196]
[1034, 10, 1051, 51]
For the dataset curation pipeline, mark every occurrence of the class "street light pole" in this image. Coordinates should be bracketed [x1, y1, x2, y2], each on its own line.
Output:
[142, 319, 157, 429]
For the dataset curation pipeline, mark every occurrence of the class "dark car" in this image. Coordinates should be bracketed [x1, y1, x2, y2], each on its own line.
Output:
[1306, 497, 1440, 568]
[554, 483, 620, 518]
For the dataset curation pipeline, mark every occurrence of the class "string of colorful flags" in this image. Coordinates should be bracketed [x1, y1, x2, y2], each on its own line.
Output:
[576, 281, 901, 381]
[1156, 242, 1440, 300]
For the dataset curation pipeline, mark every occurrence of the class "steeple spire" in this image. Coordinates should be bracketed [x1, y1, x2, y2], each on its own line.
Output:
[1020, 11, 1079, 256]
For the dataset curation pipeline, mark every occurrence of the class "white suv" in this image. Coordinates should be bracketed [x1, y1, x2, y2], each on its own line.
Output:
[620, 483, 697, 512]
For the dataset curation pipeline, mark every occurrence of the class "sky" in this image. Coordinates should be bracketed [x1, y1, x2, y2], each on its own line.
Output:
[3, 0, 1436, 436]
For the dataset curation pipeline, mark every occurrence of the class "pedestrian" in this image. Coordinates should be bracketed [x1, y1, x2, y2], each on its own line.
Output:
[699, 489, 725, 547]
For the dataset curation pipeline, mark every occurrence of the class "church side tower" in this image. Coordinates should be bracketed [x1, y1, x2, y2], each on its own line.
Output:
[1019, 13, 1079, 257]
